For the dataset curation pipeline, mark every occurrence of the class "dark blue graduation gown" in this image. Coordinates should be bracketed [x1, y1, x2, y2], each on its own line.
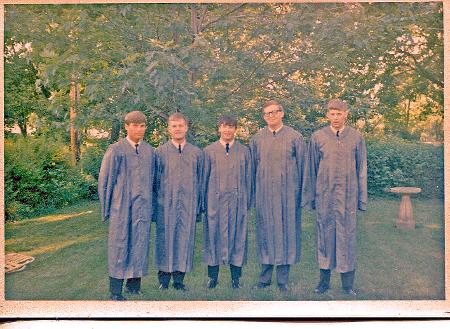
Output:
[249, 126, 306, 265]
[303, 126, 367, 272]
[202, 140, 252, 267]
[98, 138, 156, 279]
[154, 142, 203, 273]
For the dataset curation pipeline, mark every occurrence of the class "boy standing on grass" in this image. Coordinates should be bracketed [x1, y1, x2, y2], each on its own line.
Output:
[98, 110, 156, 301]
[202, 115, 252, 289]
[303, 99, 367, 296]
[249, 100, 306, 292]
[153, 112, 203, 291]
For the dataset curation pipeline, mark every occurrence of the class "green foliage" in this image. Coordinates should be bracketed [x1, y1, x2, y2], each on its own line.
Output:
[366, 136, 443, 199]
[4, 45, 47, 135]
[4, 3, 443, 145]
[79, 141, 109, 182]
[4, 136, 96, 220]
[2, 3, 444, 217]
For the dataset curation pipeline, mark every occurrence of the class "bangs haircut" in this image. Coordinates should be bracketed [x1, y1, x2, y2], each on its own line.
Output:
[218, 115, 238, 128]
[124, 111, 147, 124]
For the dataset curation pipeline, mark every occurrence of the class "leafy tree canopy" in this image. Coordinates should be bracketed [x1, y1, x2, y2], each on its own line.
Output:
[4, 3, 443, 145]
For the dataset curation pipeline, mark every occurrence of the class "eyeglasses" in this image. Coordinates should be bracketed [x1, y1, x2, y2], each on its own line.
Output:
[263, 109, 282, 117]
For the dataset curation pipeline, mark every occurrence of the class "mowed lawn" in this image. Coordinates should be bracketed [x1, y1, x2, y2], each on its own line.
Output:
[5, 196, 445, 301]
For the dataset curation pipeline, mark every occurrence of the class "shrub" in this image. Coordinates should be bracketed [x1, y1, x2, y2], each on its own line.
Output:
[366, 136, 444, 199]
[4, 136, 96, 220]
[80, 140, 109, 182]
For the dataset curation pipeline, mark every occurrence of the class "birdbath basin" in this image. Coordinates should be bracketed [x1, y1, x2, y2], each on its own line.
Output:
[389, 187, 421, 229]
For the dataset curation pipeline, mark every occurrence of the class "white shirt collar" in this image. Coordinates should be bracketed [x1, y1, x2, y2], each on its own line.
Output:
[126, 136, 142, 148]
[219, 139, 235, 148]
[267, 124, 284, 134]
[171, 139, 187, 150]
[329, 125, 346, 135]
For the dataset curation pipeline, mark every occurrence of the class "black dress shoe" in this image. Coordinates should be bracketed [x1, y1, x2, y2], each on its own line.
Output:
[278, 284, 289, 292]
[173, 283, 188, 291]
[110, 294, 126, 301]
[252, 282, 271, 289]
[343, 288, 357, 296]
[207, 279, 218, 289]
[231, 279, 241, 289]
[158, 284, 168, 290]
[314, 284, 329, 294]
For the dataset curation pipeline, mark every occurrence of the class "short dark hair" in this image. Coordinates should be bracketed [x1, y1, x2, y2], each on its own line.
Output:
[262, 100, 283, 113]
[218, 115, 238, 128]
[168, 112, 189, 125]
[124, 111, 147, 124]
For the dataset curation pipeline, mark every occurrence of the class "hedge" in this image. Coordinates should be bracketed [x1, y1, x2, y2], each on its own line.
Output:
[366, 137, 443, 199]
[4, 135, 443, 220]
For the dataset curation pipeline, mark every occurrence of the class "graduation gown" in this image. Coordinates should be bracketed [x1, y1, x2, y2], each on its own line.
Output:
[154, 141, 203, 273]
[98, 138, 156, 279]
[303, 126, 367, 273]
[202, 140, 252, 268]
[249, 126, 306, 265]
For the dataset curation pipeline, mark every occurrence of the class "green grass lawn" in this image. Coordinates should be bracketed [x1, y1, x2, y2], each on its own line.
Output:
[5, 196, 445, 301]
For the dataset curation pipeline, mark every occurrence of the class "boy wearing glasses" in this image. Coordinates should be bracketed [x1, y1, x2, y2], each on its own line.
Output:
[303, 99, 367, 296]
[249, 100, 306, 291]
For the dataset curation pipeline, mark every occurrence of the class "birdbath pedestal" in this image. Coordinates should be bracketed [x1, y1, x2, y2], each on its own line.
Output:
[389, 187, 421, 229]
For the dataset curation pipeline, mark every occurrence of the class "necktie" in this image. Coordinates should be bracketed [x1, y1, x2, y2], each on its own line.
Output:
[135, 143, 139, 154]
[226, 143, 230, 154]
[178, 144, 182, 154]
[273, 131, 276, 136]
[336, 130, 340, 138]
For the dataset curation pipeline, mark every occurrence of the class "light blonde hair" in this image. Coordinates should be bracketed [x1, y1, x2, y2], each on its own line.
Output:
[168, 112, 189, 125]
[262, 100, 283, 113]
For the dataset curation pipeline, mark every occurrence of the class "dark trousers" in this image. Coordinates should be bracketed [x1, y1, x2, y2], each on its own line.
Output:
[109, 277, 141, 295]
[259, 264, 290, 285]
[318, 268, 355, 290]
[158, 271, 185, 287]
[208, 264, 242, 281]
[318, 269, 331, 288]
[340, 270, 355, 290]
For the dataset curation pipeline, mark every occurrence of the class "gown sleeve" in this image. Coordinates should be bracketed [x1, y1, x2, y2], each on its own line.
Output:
[249, 138, 257, 209]
[356, 136, 368, 211]
[302, 136, 320, 210]
[245, 146, 253, 211]
[152, 149, 163, 222]
[98, 146, 119, 221]
[196, 150, 205, 218]
[202, 149, 212, 215]
[295, 135, 306, 208]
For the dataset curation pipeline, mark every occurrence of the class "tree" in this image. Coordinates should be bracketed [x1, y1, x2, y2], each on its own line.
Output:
[4, 43, 47, 136]
[4, 3, 443, 145]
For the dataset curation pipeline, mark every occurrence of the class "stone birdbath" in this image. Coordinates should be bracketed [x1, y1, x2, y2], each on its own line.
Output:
[389, 187, 421, 229]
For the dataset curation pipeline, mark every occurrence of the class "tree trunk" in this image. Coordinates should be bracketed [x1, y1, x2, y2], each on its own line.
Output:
[69, 81, 80, 165]
[17, 116, 27, 137]
[405, 97, 411, 131]
[189, 5, 206, 84]
[109, 117, 121, 144]
[76, 83, 81, 159]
